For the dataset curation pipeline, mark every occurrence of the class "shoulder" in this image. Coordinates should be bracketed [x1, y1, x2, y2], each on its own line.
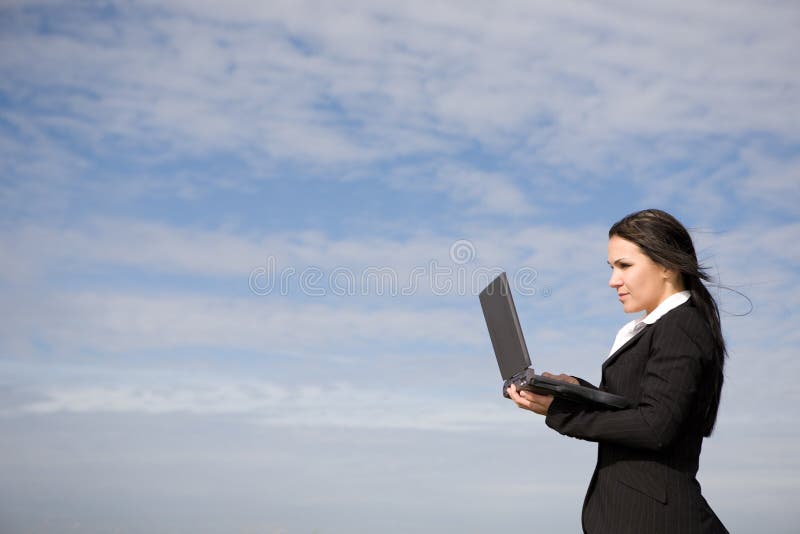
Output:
[651, 300, 713, 354]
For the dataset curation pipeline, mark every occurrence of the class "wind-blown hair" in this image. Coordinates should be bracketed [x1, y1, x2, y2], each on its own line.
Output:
[609, 209, 725, 436]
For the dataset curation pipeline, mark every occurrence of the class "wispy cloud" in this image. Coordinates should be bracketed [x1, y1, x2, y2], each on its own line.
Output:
[8, 377, 523, 432]
[2, 0, 798, 219]
[1, 2, 798, 532]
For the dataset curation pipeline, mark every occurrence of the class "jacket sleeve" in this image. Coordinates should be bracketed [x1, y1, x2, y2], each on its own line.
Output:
[546, 315, 710, 451]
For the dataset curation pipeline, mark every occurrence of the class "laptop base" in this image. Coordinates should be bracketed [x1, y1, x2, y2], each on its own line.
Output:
[502, 369, 629, 409]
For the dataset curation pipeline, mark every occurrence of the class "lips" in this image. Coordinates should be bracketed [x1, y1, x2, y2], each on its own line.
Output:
[618, 292, 629, 299]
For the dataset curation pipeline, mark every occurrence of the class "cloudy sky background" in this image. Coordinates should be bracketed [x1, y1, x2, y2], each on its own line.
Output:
[1, 0, 799, 532]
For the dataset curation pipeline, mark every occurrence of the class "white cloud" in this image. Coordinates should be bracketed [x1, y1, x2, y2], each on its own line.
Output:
[0, 215, 593, 287]
[2, 0, 798, 212]
[2, 215, 796, 355]
[5, 371, 525, 432]
[0, 289, 489, 360]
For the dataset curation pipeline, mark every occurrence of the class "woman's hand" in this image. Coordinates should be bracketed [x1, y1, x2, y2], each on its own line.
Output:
[542, 372, 580, 386]
[507, 383, 553, 415]
[506, 372, 579, 415]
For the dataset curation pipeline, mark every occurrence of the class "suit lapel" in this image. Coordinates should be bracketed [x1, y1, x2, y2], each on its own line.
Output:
[602, 324, 651, 372]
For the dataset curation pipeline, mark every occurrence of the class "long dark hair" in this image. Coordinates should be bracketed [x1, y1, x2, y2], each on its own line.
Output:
[609, 209, 725, 436]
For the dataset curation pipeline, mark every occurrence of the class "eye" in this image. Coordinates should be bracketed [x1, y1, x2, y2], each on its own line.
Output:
[619, 263, 631, 269]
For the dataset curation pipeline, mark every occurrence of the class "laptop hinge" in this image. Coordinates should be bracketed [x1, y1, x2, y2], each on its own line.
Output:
[502, 368, 536, 398]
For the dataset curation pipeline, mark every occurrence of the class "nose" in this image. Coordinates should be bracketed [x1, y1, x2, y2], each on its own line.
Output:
[608, 269, 622, 289]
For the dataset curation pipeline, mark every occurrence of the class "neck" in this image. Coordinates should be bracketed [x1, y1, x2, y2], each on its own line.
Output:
[646, 285, 686, 315]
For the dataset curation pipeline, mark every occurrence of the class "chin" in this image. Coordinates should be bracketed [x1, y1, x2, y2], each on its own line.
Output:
[621, 302, 642, 314]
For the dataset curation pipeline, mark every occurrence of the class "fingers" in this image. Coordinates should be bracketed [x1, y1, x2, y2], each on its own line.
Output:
[563, 374, 580, 385]
[553, 373, 577, 385]
[506, 384, 552, 415]
[506, 383, 523, 404]
[542, 372, 579, 385]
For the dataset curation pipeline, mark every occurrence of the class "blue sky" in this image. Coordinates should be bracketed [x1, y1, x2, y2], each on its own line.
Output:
[1, 1, 799, 532]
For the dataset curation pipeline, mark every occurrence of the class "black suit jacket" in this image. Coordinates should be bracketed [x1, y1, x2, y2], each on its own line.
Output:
[546, 300, 728, 534]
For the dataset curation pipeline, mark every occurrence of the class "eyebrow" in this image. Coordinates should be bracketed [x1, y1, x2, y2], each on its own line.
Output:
[607, 257, 630, 265]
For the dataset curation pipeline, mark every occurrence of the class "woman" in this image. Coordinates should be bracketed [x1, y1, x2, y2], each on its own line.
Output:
[507, 209, 728, 533]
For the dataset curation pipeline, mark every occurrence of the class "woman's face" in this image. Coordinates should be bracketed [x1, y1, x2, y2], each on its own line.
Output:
[607, 235, 677, 315]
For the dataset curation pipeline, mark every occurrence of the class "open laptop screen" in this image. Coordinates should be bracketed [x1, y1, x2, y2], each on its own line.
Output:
[479, 272, 531, 380]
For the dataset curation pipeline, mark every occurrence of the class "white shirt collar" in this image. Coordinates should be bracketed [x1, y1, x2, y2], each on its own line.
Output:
[641, 289, 691, 325]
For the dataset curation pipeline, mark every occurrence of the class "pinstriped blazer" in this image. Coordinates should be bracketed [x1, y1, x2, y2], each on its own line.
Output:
[546, 299, 728, 534]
